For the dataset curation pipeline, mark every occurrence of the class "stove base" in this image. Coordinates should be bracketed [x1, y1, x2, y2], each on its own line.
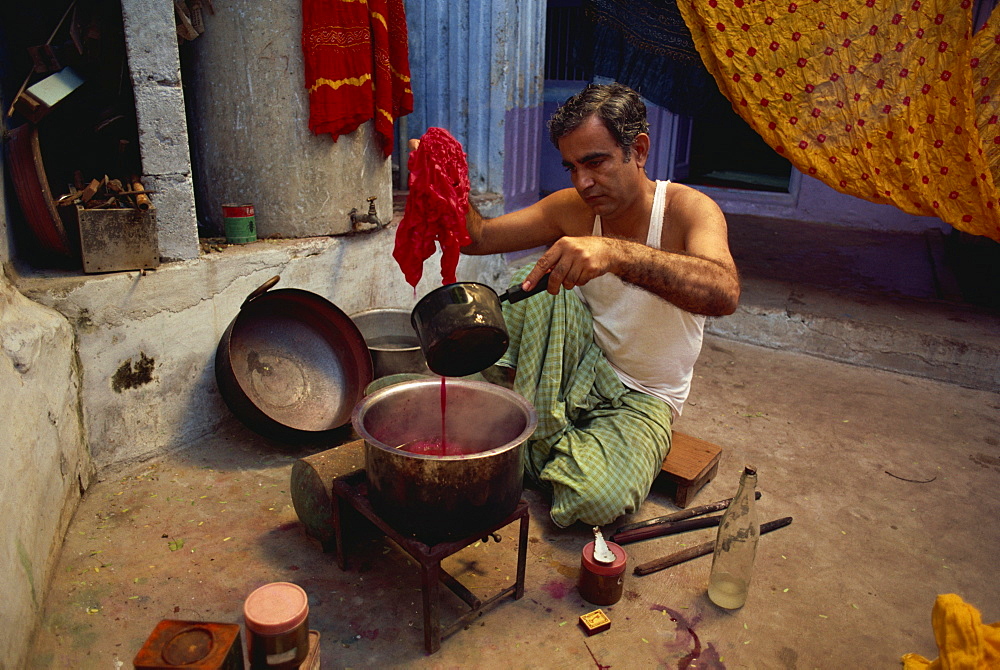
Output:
[331, 470, 529, 654]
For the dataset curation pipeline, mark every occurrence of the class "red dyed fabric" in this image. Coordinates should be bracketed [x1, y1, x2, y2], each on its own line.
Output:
[301, 0, 413, 157]
[393, 128, 471, 287]
[370, 0, 413, 156]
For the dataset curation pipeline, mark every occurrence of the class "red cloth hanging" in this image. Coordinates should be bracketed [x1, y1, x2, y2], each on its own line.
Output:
[370, 0, 413, 156]
[393, 128, 471, 287]
[301, 0, 413, 157]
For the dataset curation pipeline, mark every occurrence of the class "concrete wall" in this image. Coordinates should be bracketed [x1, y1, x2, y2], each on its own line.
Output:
[121, 0, 200, 262]
[0, 156, 91, 669]
[182, 0, 392, 239]
[14, 233, 507, 470]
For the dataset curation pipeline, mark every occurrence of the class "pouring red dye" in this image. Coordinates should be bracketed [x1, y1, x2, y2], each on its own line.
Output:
[396, 378, 479, 456]
[391, 130, 485, 456]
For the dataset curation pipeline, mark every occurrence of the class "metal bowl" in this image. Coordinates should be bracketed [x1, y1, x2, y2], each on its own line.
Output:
[350, 307, 429, 378]
[216, 277, 373, 442]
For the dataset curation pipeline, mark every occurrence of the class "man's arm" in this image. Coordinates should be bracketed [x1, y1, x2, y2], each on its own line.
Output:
[521, 185, 741, 317]
[461, 188, 593, 256]
[611, 237, 740, 316]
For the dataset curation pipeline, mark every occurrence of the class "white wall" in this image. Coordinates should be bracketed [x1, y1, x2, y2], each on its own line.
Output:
[0, 165, 91, 669]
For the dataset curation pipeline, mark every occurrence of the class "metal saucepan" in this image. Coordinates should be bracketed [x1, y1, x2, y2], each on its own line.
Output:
[215, 276, 373, 442]
[410, 274, 551, 377]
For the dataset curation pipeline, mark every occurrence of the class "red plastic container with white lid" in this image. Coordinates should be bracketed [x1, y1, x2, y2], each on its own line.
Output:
[579, 540, 628, 605]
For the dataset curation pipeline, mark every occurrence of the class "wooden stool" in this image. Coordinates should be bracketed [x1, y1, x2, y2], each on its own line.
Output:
[658, 432, 722, 507]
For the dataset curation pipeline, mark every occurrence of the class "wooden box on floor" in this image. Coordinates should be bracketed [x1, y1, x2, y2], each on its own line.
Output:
[658, 432, 723, 507]
[133, 620, 242, 669]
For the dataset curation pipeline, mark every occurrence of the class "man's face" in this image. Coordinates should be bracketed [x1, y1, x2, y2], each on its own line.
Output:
[557, 115, 646, 218]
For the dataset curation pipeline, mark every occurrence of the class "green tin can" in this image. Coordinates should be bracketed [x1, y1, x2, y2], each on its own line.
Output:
[222, 203, 256, 244]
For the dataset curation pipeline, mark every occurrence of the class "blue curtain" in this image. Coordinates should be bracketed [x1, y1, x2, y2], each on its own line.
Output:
[586, 0, 718, 116]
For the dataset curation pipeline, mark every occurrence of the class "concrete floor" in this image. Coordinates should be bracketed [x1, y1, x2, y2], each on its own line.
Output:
[26, 218, 1000, 669]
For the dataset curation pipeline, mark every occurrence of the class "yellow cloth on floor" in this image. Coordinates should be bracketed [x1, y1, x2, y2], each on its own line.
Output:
[902, 594, 1000, 669]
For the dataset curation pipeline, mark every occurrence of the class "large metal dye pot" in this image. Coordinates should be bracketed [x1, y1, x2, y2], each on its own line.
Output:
[351, 379, 537, 543]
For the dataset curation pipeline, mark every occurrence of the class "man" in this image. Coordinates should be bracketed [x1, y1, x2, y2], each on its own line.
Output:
[440, 83, 739, 527]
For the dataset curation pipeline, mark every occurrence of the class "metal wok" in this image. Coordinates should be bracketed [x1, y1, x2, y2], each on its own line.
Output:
[215, 276, 373, 442]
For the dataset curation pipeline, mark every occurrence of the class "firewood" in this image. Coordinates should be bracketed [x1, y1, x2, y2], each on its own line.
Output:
[80, 179, 100, 202]
[130, 178, 152, 210]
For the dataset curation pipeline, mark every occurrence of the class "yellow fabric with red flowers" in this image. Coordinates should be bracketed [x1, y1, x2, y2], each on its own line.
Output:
[677, 0, 1000, 241]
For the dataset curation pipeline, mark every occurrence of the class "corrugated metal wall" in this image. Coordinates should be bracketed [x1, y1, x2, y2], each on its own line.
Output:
[404, 0, 545, 211]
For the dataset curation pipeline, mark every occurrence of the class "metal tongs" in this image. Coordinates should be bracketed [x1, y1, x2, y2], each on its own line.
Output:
[610, 492, 762, 545]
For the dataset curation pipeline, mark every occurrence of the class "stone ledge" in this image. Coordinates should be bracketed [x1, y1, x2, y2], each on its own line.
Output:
[709, 277, 1000, 392]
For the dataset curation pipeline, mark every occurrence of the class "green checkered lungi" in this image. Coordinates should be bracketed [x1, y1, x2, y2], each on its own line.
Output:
[497, 266, 673, 527]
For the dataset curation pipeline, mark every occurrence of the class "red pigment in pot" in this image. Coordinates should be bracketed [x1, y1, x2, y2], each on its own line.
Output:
[397, 378, 477, 456]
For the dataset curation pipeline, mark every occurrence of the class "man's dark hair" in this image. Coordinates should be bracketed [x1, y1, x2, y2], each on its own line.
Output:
[547, 83, 650, 161]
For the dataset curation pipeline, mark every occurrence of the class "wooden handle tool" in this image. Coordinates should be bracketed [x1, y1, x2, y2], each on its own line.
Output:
[633, 516, 793, 576]
[130, 177, 151, 210]
[613, 491, 762, 537]
[612, 514, 723, 545]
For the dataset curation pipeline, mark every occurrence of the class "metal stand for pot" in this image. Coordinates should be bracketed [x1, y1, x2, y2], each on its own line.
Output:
[331, 471, 529, 654]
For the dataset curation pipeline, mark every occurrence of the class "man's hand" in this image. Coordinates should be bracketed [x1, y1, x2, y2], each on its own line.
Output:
[522, 236, 621, 293]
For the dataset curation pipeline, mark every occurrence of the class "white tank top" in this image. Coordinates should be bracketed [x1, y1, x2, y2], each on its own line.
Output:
[575, 180, 705, 416]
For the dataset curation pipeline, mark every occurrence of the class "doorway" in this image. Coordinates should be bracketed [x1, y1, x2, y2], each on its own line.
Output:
[679, 88, 792, 193]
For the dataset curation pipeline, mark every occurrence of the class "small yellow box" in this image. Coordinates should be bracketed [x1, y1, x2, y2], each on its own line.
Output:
[579, 608, 612, 636]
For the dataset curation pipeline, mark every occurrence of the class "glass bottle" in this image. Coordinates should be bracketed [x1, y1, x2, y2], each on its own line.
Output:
[708, 465, 759, 609]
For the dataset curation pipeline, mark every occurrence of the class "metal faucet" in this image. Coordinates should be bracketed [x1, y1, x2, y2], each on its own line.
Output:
[349, 196, 383, 232]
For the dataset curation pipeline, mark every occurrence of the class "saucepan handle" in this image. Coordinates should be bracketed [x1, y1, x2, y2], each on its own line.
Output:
[499, 273, 551, 304]
[241, 275, 280, 309]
